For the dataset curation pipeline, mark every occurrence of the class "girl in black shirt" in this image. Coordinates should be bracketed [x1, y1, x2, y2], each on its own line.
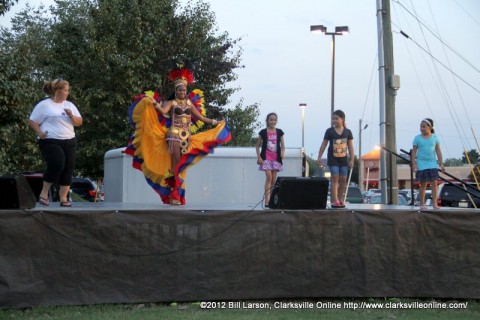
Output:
[316, 110, 354, 208]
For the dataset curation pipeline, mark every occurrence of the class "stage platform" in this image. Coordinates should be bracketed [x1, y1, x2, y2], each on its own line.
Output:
[22, 201, 478, 212]
[1, 202, 479, 308]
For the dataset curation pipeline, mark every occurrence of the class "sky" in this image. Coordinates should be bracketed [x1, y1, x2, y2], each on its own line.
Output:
[2, 0, 480, 161]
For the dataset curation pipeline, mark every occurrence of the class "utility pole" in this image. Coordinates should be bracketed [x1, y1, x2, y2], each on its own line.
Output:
[377, 0, 398, 204]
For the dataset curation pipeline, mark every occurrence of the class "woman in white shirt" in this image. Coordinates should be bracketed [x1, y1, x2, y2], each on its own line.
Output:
[28, 79, 83, 207]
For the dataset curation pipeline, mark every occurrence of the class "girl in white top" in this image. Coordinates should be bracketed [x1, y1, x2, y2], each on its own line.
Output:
[29, 79, 83, 207]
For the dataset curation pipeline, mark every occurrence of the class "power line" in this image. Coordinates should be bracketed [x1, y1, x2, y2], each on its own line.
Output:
[397, 29, 480, 95]
[391, 0, 474, 158]
[393, 0, 480, 75]
[427, 0, 474, 144]
[454, 0, 480, 27]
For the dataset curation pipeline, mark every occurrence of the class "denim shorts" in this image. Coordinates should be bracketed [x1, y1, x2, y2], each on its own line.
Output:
[329, 165, 348, 177]
[416, 168, 439, 182]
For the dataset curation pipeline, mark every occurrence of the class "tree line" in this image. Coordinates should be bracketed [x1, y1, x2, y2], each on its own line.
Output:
[0, 0, 261, 180]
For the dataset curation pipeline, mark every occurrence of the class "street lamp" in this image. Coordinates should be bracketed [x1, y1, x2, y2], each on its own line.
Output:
[310, 25, 349, 116]
[358, 119, 368, 192]
[299, 103, 307, 149]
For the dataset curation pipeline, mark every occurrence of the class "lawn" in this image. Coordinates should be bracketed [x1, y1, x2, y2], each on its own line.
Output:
[1, 299, 479, 320]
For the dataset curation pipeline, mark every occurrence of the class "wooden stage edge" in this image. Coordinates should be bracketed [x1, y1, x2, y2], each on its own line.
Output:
[16, 201, 480, 213]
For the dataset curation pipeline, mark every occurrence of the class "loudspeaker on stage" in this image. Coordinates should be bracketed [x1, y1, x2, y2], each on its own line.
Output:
[0, 175, 37, 209]
[269, 176, 329, 209]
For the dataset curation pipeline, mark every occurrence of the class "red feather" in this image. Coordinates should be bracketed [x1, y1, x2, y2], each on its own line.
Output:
[168, 68, 194, 85]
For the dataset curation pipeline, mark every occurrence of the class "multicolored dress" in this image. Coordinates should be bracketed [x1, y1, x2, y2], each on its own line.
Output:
[125, 91, 231, 205]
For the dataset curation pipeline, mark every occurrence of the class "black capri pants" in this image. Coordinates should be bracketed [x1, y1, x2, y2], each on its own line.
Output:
[38, 138, 77, 186]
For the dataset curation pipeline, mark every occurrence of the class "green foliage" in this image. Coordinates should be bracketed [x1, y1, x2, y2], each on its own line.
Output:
[462, 149, 480, 165]
[223, 100, 261, 147]
[0, 0, 18, 16]
[468, 164, 480, 182]
[444, 157, 464, 167]
[0, 0, 243, 178]
[307, 155, 320, 177]
[396, 155, 410, 165]
[0, 15, 50, 175]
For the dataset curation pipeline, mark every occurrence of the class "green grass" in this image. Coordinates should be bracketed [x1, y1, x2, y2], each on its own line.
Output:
[1, 299, 479, 320]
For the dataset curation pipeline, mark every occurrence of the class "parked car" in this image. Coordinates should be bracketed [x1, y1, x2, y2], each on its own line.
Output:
[414, 190, 432, 206]
[71, 177, 103, 202]
[368, 194, 409, 205]
[399, 189, 412, 201]
[346, 186, 364, 203]
[437, 182, 480, 208]
[363, 188, 381, 202]
[397, 192, 410, 204]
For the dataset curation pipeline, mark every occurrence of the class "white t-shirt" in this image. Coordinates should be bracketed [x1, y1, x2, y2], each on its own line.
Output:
[29, 98, 82, 140]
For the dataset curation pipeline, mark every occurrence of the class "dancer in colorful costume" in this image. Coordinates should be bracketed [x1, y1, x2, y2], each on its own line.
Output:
[126, 67, 231, 205]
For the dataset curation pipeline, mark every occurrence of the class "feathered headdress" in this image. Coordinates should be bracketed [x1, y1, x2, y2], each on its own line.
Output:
[168, 67, 194, 88]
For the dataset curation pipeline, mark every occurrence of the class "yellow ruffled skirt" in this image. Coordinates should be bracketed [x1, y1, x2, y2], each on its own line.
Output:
[125, 97, 231, 204]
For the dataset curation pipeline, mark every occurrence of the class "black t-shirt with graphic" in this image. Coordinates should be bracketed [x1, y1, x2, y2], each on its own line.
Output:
[323, 127, 354, 166]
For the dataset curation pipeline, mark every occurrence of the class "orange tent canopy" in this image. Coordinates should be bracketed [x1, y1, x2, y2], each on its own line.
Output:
[361, 149, 380, 160]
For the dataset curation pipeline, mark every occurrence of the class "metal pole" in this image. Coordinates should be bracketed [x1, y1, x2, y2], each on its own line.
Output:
[389, 151, 393, 204]
[331, 34, 336, 116]
[359, 119, 363, 192]
[376, 0, 388, 204]
[299, 103, 307, 150]
[302, 107, 305, 149]
[366, 167, 370, 191]
[410, 149, 414, 205]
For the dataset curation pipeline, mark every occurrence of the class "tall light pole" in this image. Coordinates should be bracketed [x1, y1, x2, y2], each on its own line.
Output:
[299, 103, 307, 150]
[310, 25, 349, 116]
[358, 119, 368, 192]
[299, 103, 307, 177]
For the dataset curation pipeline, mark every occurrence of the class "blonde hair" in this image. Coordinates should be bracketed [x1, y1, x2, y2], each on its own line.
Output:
[43, 79, 69, 96]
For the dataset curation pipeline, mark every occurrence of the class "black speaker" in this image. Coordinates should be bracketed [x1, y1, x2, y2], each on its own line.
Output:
[269, 177, 329, 209]
[0, 175, 37, 209]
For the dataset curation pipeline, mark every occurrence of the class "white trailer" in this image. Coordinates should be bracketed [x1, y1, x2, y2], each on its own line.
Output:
[104, 147, 306, 206]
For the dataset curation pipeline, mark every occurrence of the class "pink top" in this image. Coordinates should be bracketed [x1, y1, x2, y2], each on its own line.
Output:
[265, 131, 277, 161]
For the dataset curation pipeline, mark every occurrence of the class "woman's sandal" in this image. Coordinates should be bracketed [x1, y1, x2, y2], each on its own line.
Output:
[60, 201, 72, 207]
[170, 199, 181, 206]
[39, 196, 49, 206]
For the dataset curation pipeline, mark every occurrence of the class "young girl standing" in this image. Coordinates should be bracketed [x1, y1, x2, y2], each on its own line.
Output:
[317, 110, 354, 208]
[411, 118, 444, 210]
[256, 113, 285, 207]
